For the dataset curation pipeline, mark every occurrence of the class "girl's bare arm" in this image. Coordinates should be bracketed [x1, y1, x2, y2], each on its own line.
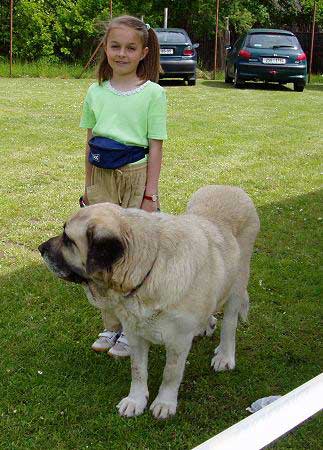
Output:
[83, 128, 93, 205]
[142, 139, 163, 212]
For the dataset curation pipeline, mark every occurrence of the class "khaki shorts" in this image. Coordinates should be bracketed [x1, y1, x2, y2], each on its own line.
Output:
[86, 162, 147, 208]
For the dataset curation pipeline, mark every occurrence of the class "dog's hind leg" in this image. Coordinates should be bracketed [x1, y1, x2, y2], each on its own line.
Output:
[196, 315, 217, 337]
[211, 254, 250, 372]
[212, 218, 258, 372]
[205, 315, 217, 336]
[211, 292, 240, 371]
[236, 212, 259, 324]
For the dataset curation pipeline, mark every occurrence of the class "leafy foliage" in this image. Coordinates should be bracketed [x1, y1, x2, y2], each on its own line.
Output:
[0, 0, 322, 62]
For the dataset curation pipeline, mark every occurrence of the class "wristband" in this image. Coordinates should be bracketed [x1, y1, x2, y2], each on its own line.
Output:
[144, 194, 158, 202]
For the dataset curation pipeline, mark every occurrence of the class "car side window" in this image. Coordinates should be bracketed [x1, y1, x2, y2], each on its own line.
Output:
[231, 39, 239, 52]
[232, 37, 243, 53]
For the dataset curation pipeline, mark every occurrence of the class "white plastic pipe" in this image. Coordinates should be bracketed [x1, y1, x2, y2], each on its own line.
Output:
[192, 373, 323, 450]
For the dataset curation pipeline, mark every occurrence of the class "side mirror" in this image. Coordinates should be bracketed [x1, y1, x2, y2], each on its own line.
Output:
[192, 43, 199, 49]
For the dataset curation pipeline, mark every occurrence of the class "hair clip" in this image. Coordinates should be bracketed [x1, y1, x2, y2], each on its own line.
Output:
[146, 23, 151, 31]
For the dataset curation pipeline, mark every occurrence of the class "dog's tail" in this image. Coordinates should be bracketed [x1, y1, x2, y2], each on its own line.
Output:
[239, 291, 249, 322]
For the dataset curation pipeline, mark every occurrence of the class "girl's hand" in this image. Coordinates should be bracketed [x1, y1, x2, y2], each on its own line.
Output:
[141, 198, 157, 213]
[82, 192, 90, 206]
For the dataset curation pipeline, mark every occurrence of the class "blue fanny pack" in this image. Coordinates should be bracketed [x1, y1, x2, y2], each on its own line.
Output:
[88, 136, 148, 169]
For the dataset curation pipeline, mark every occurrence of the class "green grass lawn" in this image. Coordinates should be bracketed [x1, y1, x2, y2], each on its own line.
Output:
[0, 77, 322, 449]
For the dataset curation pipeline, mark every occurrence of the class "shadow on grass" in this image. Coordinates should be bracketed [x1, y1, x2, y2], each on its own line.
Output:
[159, 79, 187, 87]
[0, 189, 322, 448]
[201, 80, 295, 91]
[305, 83, 323, 91]
[201, 80, 233, 89]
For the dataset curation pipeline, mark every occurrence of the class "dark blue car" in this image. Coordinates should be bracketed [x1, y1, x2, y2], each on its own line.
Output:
[225, 29, 307, 91]
[155, 28, 199, 85]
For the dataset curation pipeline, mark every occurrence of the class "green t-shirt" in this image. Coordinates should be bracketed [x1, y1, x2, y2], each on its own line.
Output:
[80, 80, 167, 148]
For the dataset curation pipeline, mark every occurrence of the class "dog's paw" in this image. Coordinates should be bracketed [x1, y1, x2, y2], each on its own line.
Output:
[117, 396, 147, 417]
[211, 347, 235, 372]
[150, 397, 177, 419]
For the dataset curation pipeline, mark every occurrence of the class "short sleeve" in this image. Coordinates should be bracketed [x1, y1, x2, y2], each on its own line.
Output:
[79, 91, 96, 129]
[147, 89, 167, 140]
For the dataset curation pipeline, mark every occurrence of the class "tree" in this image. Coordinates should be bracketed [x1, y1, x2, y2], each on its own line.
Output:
[0, 0, 321, 62]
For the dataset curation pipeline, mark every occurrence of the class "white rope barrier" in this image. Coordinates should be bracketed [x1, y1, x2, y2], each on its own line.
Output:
[192, 373, 323, 450]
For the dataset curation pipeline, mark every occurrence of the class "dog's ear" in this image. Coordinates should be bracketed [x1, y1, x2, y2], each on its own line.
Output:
[86, 223, 125, 275]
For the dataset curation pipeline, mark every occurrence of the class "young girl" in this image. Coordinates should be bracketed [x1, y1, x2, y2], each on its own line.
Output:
[79, 16, 167, 357]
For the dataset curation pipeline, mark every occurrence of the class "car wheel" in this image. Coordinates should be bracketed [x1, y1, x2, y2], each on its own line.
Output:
[294, 82, 304, 92]
[187, 77, 196, 86]
[225, 66, 233, 83]
[233, 68, 244, 88]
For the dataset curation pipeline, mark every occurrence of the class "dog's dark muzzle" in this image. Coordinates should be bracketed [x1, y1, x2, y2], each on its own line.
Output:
[38, 239, 87, 284]
[38, 240, 51, 256]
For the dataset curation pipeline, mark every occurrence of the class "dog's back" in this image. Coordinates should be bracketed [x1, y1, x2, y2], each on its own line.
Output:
[187, 185, 260, 238]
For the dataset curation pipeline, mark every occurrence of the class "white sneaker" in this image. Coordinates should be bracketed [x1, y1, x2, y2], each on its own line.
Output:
[91, 329, 120, 352]
[108, 333, 131, 358]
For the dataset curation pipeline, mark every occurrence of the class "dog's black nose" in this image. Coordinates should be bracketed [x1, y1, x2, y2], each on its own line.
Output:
[38, 242, 47, 255]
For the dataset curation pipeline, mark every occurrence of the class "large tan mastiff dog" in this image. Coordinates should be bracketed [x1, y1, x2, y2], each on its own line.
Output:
[39, 185, 260, 419]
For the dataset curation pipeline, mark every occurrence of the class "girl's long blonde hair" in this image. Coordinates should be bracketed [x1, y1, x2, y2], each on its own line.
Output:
[97, 16, 160, 84]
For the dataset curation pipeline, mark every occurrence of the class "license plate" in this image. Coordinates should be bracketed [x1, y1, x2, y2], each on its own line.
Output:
[160, 48, 173, 55]
[262, 57, 286, 65]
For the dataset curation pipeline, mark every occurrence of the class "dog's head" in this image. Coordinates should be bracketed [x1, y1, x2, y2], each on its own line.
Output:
[38, 204, 131, 290]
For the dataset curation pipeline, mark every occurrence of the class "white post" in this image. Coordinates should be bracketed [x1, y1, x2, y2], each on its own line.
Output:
[164, 8, 168, 28]
[192, 373, 323, 450]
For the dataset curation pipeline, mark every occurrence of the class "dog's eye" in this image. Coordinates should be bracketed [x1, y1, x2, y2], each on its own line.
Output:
[62, 232, 74, 247]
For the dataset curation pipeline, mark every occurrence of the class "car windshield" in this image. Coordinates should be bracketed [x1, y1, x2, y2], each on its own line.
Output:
[156, 31, 189, 44]
[247, 33, 299, 49]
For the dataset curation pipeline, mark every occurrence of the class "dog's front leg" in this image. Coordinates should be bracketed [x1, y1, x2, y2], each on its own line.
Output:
[150, 335, 193, 419]
[117, 334, 150, 417]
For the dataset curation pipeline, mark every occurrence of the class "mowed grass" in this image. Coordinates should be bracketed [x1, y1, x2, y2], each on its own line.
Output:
[0, 77, 322, 449]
